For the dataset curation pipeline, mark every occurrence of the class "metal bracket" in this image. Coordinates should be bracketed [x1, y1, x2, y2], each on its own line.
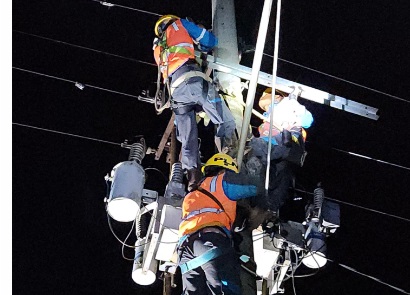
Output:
[196, 51, 379, 120]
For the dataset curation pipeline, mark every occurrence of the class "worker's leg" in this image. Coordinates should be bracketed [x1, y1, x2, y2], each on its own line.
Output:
[178, 242, 209, 295]
[266, 160, 293, 211]
[199, 83, 236, 152]
[194, 233, 241, 295]
[175, 110, 202, 190]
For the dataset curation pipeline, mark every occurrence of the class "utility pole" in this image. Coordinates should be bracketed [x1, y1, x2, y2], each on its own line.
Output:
[211, 0, 245, 138]
[212, 1, 256, 294]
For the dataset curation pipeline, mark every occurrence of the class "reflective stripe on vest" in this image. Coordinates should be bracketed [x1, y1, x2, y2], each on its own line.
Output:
[182, 207, 224, 221]
[179, 173, 236, 237]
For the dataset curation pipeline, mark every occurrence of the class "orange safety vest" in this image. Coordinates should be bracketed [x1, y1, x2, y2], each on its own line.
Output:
[179, 172, 236, 237]
[258, 123, 307, 142]
[153, 19, 196, 80]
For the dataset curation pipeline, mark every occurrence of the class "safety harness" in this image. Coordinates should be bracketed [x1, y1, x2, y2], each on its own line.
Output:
[154, 22, 213, 115]
[179, 186, 232, 274]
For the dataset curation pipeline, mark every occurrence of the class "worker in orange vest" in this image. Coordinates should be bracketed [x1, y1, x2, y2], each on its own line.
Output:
[178, 153, 263, 294]
[153, 15, 236, 191]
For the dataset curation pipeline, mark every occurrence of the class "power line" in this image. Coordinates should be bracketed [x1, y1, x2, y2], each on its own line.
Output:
[90, 0, 162, 16]
[330, 147, 410, 171]
[13, 65, 410, 174]
[305, 140, 410, 172]
[13, 121, 410, 293]
[12, 122, 121, 146]
[263, 53, 409, 104]
[13, 30, 156, 67]
[294, 188, 410, 223]
[13, 122, 410, 223]
[327, 259, 410, 294]
[13, 29, 407, 104]
[13, 66, 140, 99]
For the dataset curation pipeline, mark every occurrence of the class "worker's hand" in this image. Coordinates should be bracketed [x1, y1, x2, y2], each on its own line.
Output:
[197, 44, 212, 53]
[196, 111, 211, 126]
[152, 37, 159, 50]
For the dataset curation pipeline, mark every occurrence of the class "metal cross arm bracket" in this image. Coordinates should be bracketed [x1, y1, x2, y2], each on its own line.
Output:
[195, 51, 379, 120]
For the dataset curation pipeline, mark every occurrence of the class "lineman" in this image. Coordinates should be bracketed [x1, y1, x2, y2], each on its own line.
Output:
[244, 87, 314, 222]
[177, 153, 263, 295]
[153, 15, 236, 191]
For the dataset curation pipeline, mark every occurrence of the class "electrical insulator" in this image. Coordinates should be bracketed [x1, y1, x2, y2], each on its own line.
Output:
[312, 183, 325, 222]
[131, 238, 157, 285]
[170, 162, 183, 183]
[128, 140, 146, 163]
[302, 221, 327, 268]
[164, 162, 186, 202]
[106, 138, 147, 222]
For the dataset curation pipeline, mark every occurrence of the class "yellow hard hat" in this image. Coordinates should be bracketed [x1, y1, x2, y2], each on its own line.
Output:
[154, 15, 179, 37]
[201, 153, 239, 174]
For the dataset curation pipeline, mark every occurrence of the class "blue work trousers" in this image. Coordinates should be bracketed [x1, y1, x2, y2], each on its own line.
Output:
[171, 64, 236, 170]
[246, 137, 293, 211]
[178, 230, 241, 295]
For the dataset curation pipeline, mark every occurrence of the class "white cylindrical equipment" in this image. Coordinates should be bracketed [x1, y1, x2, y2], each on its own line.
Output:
[132, 239, 157, 285]
[107, 161, 145, 222]
[302, 222, 327, 268]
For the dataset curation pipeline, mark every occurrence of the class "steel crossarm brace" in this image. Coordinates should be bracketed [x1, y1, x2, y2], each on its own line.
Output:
[195, 52, 379, 120]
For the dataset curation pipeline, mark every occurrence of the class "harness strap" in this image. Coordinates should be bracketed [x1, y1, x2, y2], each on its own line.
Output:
[179, 247, 225, 274]
[170, 71, 212, 95]
[195, 186, 234, 228]
[196, 186, 226, 212]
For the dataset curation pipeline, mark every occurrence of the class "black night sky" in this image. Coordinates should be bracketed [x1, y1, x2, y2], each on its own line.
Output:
[12, 1, 410, 294]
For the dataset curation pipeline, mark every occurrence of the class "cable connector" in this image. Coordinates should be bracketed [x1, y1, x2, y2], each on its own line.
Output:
[75, 82, 85, 90]
[100, 2, 114, 7]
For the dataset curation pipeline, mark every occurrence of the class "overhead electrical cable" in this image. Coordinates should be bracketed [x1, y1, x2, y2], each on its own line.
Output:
[294, 188, 410, 223]
[13, 62, 410, 174]
[306, 140, 410, 171]
[263, 53, 409, 104]
[12, 122, 121, 146]
[327, 259, 410, 295]
[13, 29, 406, 104]
[90, 0, 161, 16]
[13, 122, 410, 223]
[330, 147, 410, 171]
[13, 30, 156, 67]
[13, 67, 140, 100]
[13, 64, 410, 173]
[13, 4, 410, 294]
[13, 123, 410, 293]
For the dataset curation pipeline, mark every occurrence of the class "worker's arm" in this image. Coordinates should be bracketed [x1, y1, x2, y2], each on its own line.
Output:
[180, 18, 218, 52]
[222, 171, 264, 200]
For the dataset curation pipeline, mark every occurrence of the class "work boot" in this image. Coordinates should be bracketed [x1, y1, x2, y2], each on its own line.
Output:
[186, 168, 202, 192]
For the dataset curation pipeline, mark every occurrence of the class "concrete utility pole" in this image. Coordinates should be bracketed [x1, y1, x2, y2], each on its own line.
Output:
[211, 0, 245, 138]
[212, 1, 256, 294]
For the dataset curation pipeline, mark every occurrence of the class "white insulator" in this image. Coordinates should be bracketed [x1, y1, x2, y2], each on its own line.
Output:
[302, 222, 327, 268]
[132, 239, 157, 286]
[107, 161, 145, 222]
